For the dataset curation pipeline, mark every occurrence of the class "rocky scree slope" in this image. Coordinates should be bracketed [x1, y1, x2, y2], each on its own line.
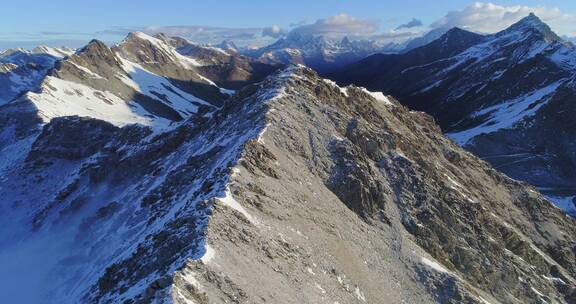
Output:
[330, 14, 576, 215]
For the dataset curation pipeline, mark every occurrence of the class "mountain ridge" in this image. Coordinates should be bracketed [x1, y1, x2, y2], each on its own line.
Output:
[1, 64, 575, 303]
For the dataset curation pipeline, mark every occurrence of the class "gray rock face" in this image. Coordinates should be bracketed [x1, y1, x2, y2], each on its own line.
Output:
[3, 66, 574, 303]
[330, 14, 576, 215]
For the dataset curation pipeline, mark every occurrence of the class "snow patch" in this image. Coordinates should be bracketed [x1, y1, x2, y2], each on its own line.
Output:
[200, 245, 215, 264]
[354, 286, 366, 302]
[360, 88, 392, 105]
[128, 32, 204, 68]
[322, 78, 349, 97]
[448, 80, 564, 145]
[216, 187, 257, 224]
[544, 195, 576, 216]
[119, 57, 212, 112]
[421, 257, 450, 274]
[29, 76, 162, 127]
[315, 283, 326, 294]
[257, 123, 271, 144]
[32, 46, 74, 58]
[220, 87, 236, 95]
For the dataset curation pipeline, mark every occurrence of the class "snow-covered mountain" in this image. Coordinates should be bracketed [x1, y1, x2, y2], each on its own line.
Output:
[244, 32, 397, 73]
[0, 46, 73, 105]
[1, 25, 576, 304]
[331, 13, 576, 215]
[1, 62, 575, 303]
[0, 32, 279, 130]
[0, 31, 279, 303]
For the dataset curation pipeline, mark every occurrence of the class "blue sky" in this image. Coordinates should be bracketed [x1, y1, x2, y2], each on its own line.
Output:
[1, 1, 576, 49]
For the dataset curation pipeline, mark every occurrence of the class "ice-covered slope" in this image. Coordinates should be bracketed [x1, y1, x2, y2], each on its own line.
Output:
[331, 14, 576, 215]
[2, 66, 575, 303]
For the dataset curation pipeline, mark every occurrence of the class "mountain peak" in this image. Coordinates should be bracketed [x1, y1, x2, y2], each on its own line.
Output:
[78, 39, 110, 55]
[445, 27, 467, 34]
[503, 13, 561, 42]
[442, 27, 480, 39]
[423, 27, 485, 53]
[124, 31, 155, 43]
[215, 40, 238, 51]
[517, 12, 546, 28]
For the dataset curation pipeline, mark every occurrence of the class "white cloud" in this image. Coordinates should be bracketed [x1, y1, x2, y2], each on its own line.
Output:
[431, 2, 576, 35]
[262, 25, 284, 38]
[288, 14, 379, 38]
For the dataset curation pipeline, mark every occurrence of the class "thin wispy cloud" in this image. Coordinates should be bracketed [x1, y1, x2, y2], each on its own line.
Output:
[396, 18, 423, 30]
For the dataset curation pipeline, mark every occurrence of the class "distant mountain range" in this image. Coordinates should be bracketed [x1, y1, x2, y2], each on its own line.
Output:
[329, 13, 576, 215]
[242, 32, 403, 73]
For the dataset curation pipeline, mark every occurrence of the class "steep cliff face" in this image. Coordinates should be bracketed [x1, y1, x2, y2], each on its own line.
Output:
[1, 63, 575, 303]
